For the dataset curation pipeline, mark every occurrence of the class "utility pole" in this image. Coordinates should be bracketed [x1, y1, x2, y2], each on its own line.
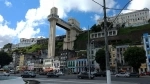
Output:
[103, 0, 111, 84]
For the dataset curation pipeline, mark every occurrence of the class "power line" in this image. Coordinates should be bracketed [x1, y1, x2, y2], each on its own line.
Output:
[106, 7, 149, 11]
[92, 0, 149, 12]
[107, 0, 133, 30]
[92, 0, 103, 7]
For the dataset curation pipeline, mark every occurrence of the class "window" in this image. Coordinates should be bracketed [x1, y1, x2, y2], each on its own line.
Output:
[113, 54, 115, 57]
[112, 47, 114, 51]
[147, 50, 150, 55]
[147, 44, 149, 48]
[145, 38, 148, 42]
[91, 50, 94, 54]
[95, 34, 97, 38]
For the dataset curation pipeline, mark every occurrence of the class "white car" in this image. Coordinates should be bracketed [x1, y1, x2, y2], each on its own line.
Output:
[115, 72, 129, 77]
[0, 72, 10, 76]
[3, 72, 10, 76]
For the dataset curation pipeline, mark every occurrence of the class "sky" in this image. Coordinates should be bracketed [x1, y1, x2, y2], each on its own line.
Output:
[0, 0, 150, 48]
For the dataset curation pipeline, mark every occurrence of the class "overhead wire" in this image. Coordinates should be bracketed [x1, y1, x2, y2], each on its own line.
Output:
[92, 0, 137, 30]
[107, 0, 132, 30]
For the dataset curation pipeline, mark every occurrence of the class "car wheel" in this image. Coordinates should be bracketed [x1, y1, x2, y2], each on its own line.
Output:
[90, 77, 94, 79]
[103, 75, 105, 77]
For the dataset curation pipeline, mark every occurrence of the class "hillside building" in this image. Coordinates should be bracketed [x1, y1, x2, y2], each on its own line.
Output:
[143, 33, 150, 72]
[97, 8, 149, 28]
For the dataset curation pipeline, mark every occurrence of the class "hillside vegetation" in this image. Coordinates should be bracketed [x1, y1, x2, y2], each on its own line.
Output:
[3, 24, 150, 53]
[74, 24, 150, 50]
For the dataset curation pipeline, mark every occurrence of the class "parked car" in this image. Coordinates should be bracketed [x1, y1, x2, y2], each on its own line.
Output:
[146, 72, 150, 75]
[10, 70, 15, 74]
[47, 72, 59, 78]
[128, 72, 140, 78]
[3, 72, 10, 76]
[93, 72, 106, 77]
[115, 72, 129, 77]
[39, 72, 47, 75]
[56, 72, 64, 76]
[77, 72, 94, 79]
[21, 71, 36, 78]
[0, 72, 10, 76]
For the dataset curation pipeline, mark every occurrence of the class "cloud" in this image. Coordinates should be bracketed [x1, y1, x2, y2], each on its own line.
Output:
[93, 14, 101, 22]
[4, 0, 12, 7]
[122, 0, 150, 13]
[82, 27, 87, 30]
[0, 0, 117, 48]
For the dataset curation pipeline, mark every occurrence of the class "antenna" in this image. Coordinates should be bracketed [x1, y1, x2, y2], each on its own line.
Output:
[52, 0, 55, 7]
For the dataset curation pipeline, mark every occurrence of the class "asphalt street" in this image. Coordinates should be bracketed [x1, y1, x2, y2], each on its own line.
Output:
[12, 74, 150, 84]
[24, 78, 138, 84]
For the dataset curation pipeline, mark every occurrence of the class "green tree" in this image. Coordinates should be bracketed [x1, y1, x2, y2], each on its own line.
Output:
[121, 23, 125, 28]
[3, 43, 12, 49]
[123, 47, 146, 72]
[100, 22, 113, 29]
[77, 51, 87, 57]
[148, 19, 150, 24]
[95, 49, 106, 71]
[90, 24, 102, 32]
[0, 51, 13, 67]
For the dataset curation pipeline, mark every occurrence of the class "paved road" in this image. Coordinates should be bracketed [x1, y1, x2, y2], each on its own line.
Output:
[24, 78, 138, 84]
[12, 74, 150, 84]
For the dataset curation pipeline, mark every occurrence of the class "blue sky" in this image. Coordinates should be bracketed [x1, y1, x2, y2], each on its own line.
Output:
[0, 0, 149, 47]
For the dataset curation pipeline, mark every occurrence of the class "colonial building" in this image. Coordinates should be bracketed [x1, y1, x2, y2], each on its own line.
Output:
[11, 38, 43, 49]
[98, 8, 149, 28]
[59, 50, 76, 72]
[109, 44, 146, 73]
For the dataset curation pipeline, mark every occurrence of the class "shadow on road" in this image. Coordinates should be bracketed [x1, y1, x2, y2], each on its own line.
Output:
[24, 80, 40, 84]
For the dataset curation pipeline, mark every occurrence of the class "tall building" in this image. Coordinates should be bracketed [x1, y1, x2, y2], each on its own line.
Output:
[143, 33, 150, 71]
[98, 8, 149, 27]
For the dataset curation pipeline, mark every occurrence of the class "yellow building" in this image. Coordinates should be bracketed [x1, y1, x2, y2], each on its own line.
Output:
[19, 54, 25, 70]
[139, 63, 147, 73]
[109, 45, 147, 73]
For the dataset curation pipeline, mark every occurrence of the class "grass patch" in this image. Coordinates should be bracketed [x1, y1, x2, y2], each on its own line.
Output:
[118, 24, 150, 35]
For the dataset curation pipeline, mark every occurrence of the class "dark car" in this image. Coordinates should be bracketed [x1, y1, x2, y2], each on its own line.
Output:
[47, 72, 59, 78]
[93, 72, 106, 77]
[129, 72, 140, 78]
[39, 72, 47, 75]
[77, 72, 94, 79]
[21, 71, 36, 78]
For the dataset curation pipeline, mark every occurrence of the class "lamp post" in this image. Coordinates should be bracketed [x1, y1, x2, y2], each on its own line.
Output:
[114, 58, 118, 74]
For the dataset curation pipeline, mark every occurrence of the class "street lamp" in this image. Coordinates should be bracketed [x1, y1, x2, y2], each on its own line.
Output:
[114, 58, 118, 74]
[88, 40, 94, 79]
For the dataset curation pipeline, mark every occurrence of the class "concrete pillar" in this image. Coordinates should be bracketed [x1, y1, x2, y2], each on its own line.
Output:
[48, 7, 58, 58]
[48, 20, 56, 58]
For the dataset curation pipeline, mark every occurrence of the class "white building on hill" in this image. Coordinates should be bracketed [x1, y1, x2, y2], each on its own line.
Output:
[11, 38, 43, 49]
[97, 8, 150, 27]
